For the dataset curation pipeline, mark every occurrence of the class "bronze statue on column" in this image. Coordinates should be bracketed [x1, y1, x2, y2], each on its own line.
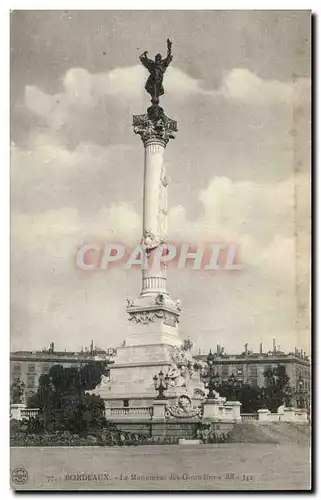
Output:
[139, 39, 173, 104]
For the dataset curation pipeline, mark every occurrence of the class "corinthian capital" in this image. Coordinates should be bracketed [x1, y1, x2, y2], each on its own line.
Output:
[133, 113, 177, 145]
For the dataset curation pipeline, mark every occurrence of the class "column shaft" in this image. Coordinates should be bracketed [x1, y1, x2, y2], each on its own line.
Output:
[141, 138, 168, 296]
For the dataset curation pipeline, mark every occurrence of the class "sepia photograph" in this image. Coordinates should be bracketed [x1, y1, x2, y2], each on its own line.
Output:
[9, 9, 311, 491]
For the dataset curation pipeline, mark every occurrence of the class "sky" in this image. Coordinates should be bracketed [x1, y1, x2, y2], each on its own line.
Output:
[10, 10, 311, 354]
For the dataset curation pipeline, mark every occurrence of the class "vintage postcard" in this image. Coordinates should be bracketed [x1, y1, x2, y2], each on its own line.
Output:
[10, 10, 311, 491]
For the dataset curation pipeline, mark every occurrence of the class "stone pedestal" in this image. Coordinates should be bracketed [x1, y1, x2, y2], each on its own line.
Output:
[257, 408, 271, 422]
[225, 401, 242, 422]
[295, 408, 308, 423]
[152, 399, 167, 420]
[119, 317, 181, 352]
[92, 342, 183, 407]
[280, 407, 295, 422]
[202, 399, 221, 420]
[10, 403, 26, 421]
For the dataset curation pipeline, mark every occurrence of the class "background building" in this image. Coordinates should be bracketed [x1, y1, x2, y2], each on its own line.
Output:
[10, 341, 116, 403]
[195, 341, 310, 392]
[11, 337, 311, 405]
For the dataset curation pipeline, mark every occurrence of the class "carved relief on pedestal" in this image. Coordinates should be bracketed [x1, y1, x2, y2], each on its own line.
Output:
[155, 293, 165, 306]
[128, 310, 164, 324]
[166, 342, 207, 400]
[163, 313, 179, 327]
[126, 297, 134, 308]
[165, 395, 203, 420]
[91, 374, 112, 393]
[127, 308, 179, 325]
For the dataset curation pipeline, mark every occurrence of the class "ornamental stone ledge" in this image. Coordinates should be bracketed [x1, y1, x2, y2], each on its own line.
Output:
[126, 305, 181, 314]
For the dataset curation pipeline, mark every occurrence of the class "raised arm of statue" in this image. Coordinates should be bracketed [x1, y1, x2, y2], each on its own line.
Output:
[139, 52, 154, 72]
[167, 38, 172, 55]
[162, 39, 173, 68]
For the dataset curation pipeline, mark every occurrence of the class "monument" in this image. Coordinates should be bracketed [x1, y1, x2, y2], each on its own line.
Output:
[91, 41, 207, 410]
[90, 42, 240, 428]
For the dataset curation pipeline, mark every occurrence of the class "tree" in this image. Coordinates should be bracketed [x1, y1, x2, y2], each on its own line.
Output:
[80, 362, 107, 391]
[10, 379, 25, 404]
[27, 362, 107, 434]
[217, 381, 263, 413]
[262, 365, 291, 412]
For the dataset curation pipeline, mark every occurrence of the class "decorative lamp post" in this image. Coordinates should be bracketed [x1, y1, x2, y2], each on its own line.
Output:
[295, 376, 307, 409]
[201, 350, 219, 399]
[283, 383, 294, 407]
[153, 370, 169, 400]
[213, 372, 220, 388]
[227, 372, 242, 401]
[259, 387, 268, 409]
[207, 350, 215, 367]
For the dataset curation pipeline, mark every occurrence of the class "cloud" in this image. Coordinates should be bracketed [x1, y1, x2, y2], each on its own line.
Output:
[24, 66, 310, 134]
[170, 176, 295, 235]
[11, 172, 301, 291]
[168, 175, 307, 289]
[11, 63, 310, 353]
[12, 141, 300, 275]
[19, 64, 310, 167]
[10, 136, 143, 215]
[11, 169, 308, 352]
[23, 65, 203, 132]
[218, 68, 294, 103]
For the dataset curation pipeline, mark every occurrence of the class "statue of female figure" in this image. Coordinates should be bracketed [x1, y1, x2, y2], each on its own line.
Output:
[139, 39, 173, 101]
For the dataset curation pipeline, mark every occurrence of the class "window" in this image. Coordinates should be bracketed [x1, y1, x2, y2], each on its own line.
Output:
[27, 375, 35, 388]
[249, 365, 258, 376]
[222, 365, 229, 377]
[26, 391, 35, 405]
[28, 364, 36, 374]
[249, 377, 258, 388]
[13, 364, 21, 374]
[43, 364, 50, 374]
[123, 399, 129, 408]
[235, 365, 244, 376]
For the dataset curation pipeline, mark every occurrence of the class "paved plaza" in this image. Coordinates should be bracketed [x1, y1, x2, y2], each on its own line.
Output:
[11, 443, 310, 491]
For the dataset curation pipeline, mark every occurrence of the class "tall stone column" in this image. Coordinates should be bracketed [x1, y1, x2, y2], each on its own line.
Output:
[90, 42, 185, 406]
[141, 137, 168, 296]
[124, 111, 181, 348]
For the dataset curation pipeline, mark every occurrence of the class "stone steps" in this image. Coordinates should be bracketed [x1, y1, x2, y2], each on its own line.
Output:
[228, 421, 310, 444]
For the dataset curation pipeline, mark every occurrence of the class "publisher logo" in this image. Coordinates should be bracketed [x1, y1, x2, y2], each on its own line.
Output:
[11, 467, 28, 485]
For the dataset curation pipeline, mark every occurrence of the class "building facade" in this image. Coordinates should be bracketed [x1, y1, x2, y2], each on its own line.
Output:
[10, 342, 116, 404]
[195, 344, 310, 393]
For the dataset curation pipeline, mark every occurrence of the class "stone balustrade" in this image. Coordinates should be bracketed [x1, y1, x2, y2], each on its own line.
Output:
[10, 404, 40, 421]
[257, 407, 308, 423]
[21, 408, 40, 419]
[105, 406, 153, 420]
[241, 413, 258, 422]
